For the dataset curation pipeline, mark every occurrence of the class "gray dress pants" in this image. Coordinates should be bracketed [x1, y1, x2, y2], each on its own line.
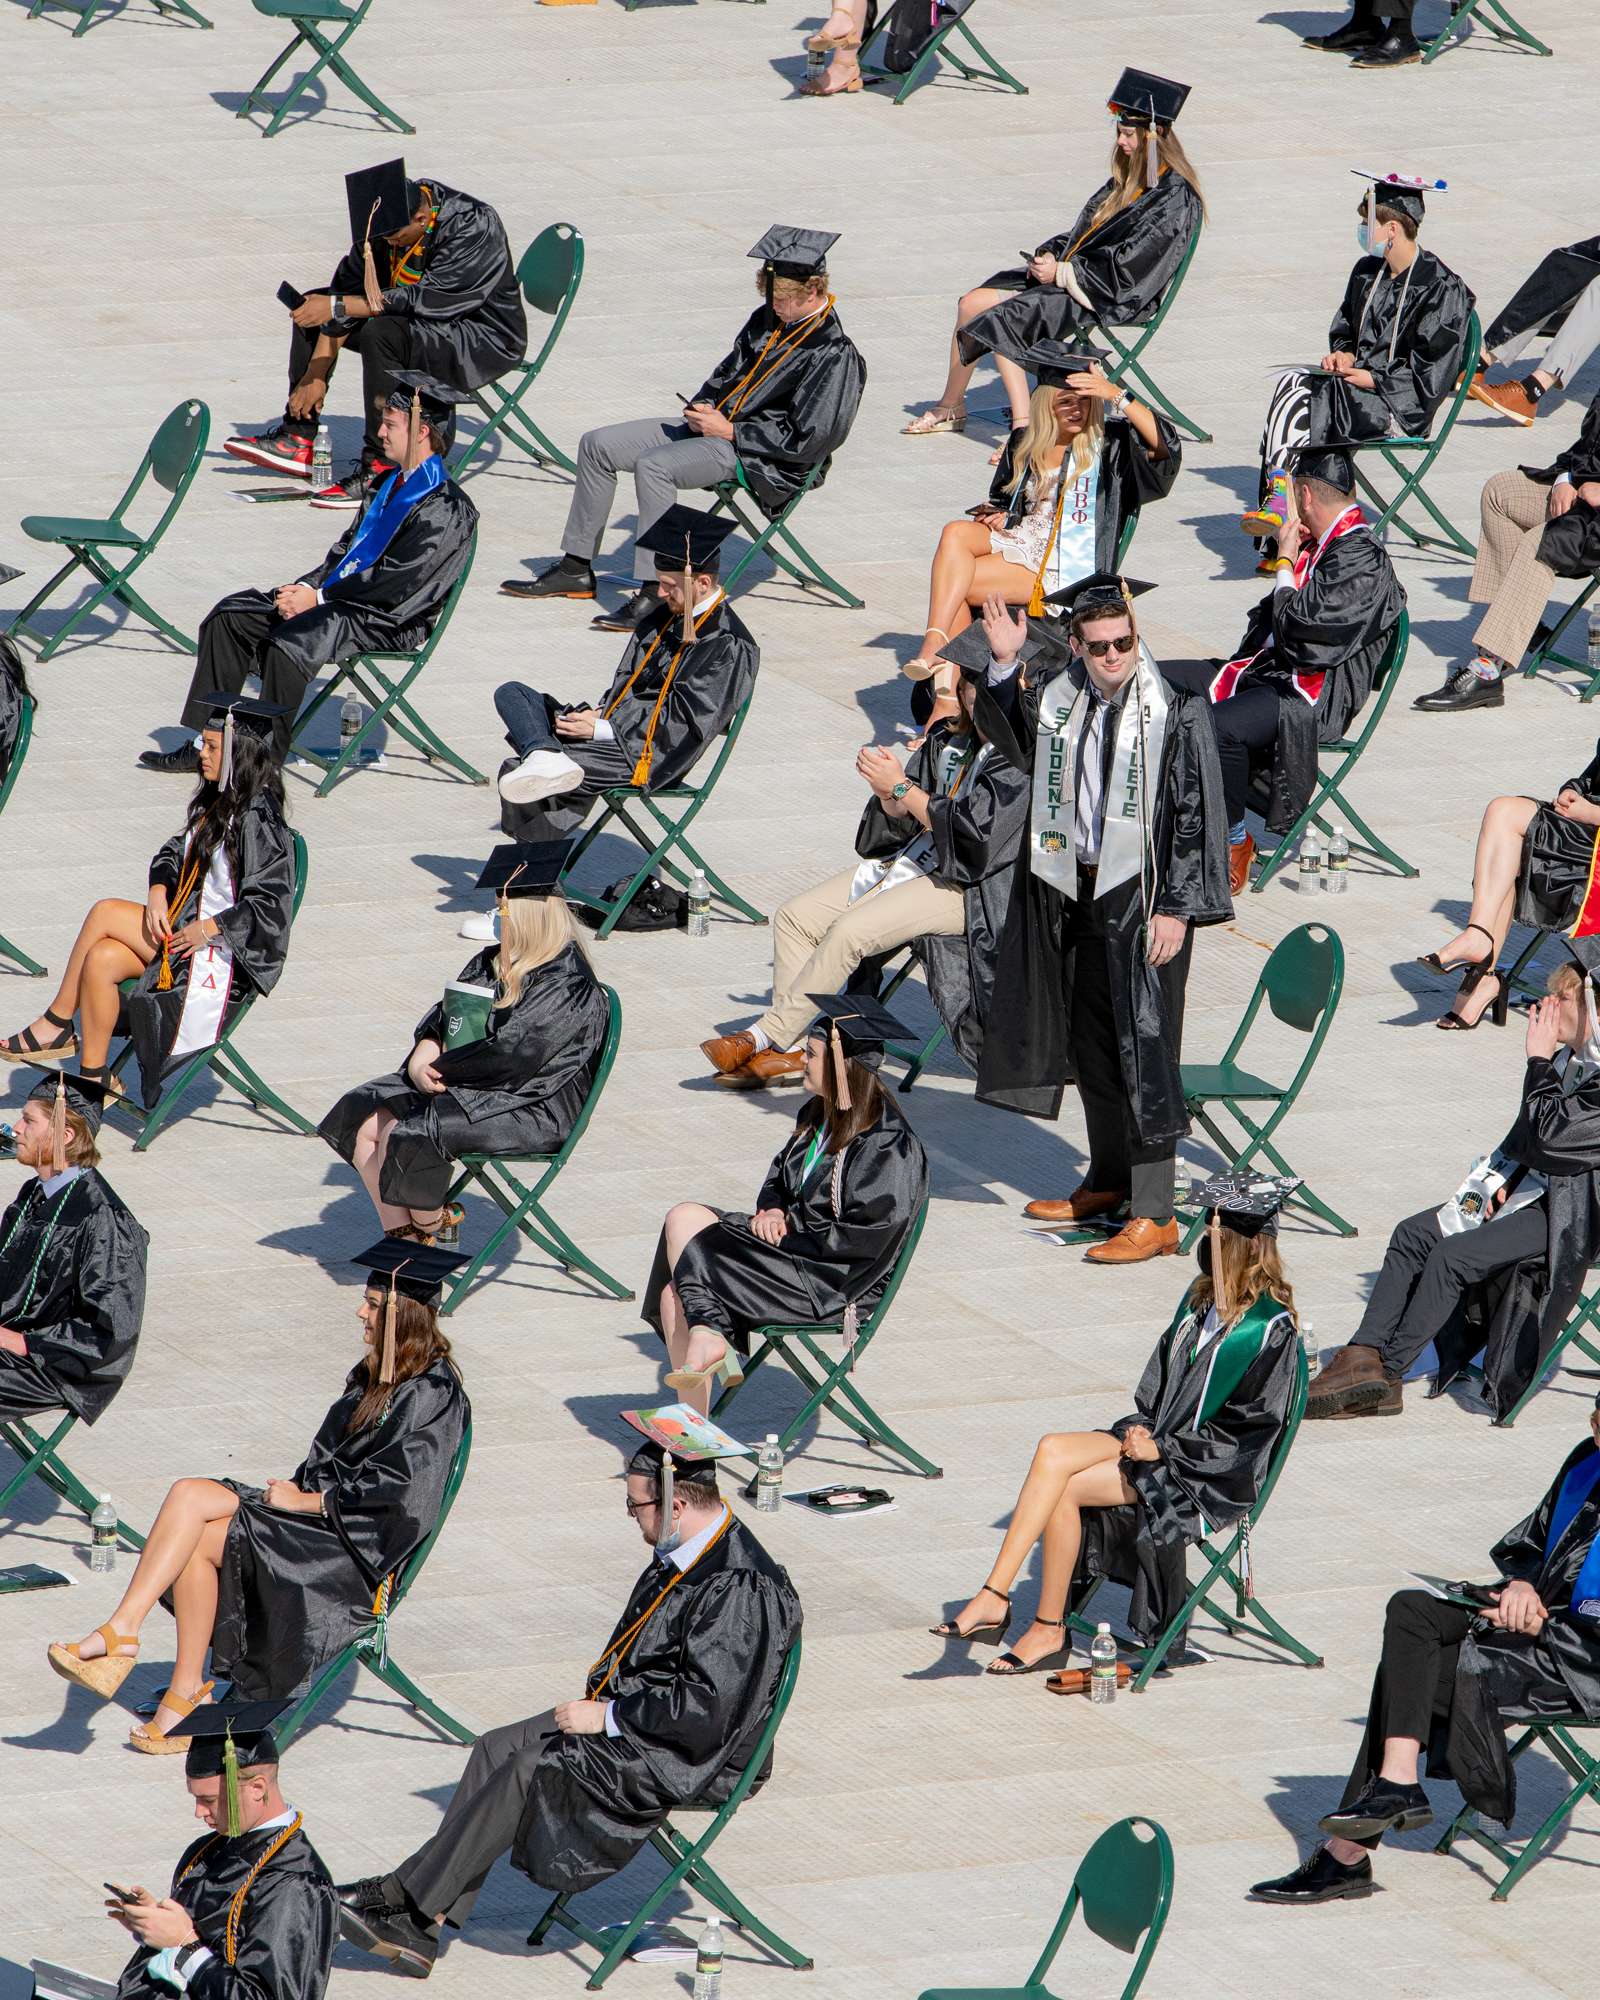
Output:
[561, 417, 739, 579]
[395, 1708, 556, 1927]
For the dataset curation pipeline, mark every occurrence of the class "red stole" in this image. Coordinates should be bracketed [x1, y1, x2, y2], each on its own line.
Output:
[1209, 506, 1367, 709]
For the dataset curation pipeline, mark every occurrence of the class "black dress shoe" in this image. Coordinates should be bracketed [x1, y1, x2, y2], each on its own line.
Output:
[1411, 665, 1505, 713]
[1249, 1845, 1376, 1904]
[500, 557, 597, 601]
[1351, 29, 1423, 64]
[336, 1874, 404, 1917]
[1319, 1777, 1433, 1841]
[337, 1897, 437, 1977]
[1303, 19, 1385, 51]
[137, 742, 200, 774]
[590, 585, 662, 633]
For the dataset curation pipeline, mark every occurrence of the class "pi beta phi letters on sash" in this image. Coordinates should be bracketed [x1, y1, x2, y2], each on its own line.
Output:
[170, 848, 237, 1061]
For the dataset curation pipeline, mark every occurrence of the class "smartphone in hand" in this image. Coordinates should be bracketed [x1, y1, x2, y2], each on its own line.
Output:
[276, 281, 307, 311]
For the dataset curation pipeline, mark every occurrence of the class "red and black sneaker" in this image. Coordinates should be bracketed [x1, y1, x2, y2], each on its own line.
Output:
[309, 460, 395, 512]
[224, 423, 315, 478]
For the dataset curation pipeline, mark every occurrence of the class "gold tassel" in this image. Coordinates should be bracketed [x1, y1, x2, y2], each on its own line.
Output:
[223, 1724, 242, 1838]
[829, 1023, 852, 1112]
[361, 199, 385, 314]
[49, 1077, 67, 1177]
[403, 389, 426, 475]
[680, 533, 696, 653]
[1145, 124, 1158, 192]
[380, 1270, 400, 1385]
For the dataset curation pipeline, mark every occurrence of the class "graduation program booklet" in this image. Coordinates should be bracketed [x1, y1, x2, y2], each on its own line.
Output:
[442, 981, 495, 1050]
[30, 1965, 119, 2000]
[1409, 1573, 1500, 1609]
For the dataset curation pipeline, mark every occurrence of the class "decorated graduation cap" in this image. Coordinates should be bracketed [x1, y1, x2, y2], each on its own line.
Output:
[1352, 170, 1446, 229]
[350, 1238, 467, 1384]
[475, 839, 573, 902]
[623, 1419, 747, 1553]
[636, 504, 738, 576]
[805, 989, 911, 1107]
[1043, 571, 1155, 617]
[1192, 1169, 1302, 1237]
[184, 1701, 290, 1834]
[27, 1071, 112, 1168]
[1291, 441, 1357, 496]
[386, 370, 463, 462]
[939, 614, 1071, 680]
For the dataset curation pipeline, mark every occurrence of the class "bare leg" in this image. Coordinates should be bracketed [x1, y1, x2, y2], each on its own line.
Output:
[994, 355, 1033, 431]
[143, 1517, 231, 1735]
[78, 936, 147, 1070]
[819, 0, 867, 84]
[932, 286, 1014, 413]
[1432, 795, 1539, 1023]
[9, 899, 155, 1050]
[999, 1457, 1137, 1667]
[912, 522, 1035, 674]
[350, 1109, 412, 1234]
[660, 1204, 722, 1415]
[71, 1478, 240, 1653]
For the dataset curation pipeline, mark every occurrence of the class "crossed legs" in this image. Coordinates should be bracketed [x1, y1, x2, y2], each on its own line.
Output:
[909, 519, 1034, 693]
[3, 897, 157, 1069]
[657, 1202, 722, 1416]
[922, 286, 1034, 430]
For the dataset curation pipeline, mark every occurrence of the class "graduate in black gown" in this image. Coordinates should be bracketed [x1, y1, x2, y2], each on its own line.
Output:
[224, 159, 527, 499]
[336, 1441, 802, 1975]
[321, 842, 608, 1239]
[0, 632, 29, 782]
[103, 1704, 338, 2000]
[646, 992, 929, 1414]
[1250, 1397, 1600, 1907]
[49, 1244, 468, 1744]
[144, 376, 478, 773]
[974, 575, 1233, 1263]
[0, 1074, 145, 1429]
[932, 1173, 1300, 1674]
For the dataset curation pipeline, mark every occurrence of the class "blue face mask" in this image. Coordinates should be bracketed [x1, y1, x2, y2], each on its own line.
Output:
[1359, 223, 1389, 258]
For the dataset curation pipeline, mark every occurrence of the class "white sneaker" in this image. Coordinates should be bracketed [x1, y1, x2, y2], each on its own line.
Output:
[459, 909, 500, 942]
[498, 747, 584, 804]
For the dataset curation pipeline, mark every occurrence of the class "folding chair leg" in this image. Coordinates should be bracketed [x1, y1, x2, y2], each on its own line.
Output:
[364, 1649, 477, 1744]
[0, 1413, 77, 1515]
[151, 0, 213, 25]
[271, 1646, 355, 1752]
[7, 553, 87, 649]
[0, 932, 48, 978]
[681, 1850, 814, 1970]
[211, 1048, 315, 1134]
[1197, 1586, 1326, 1671]
[238, 30, 304, 115]
[324, 49, 415, 134]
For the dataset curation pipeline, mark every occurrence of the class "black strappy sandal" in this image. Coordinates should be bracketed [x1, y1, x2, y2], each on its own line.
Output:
[930, 1585, 1011, 1642]
[986, 1616, 1074, 1677]
[1418, 921, 1495, 977]
[0, 1008, 77, 1064]
[1437, 967, 1510, 1033]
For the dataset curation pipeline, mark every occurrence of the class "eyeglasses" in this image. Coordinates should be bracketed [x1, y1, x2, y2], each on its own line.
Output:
[1080, 633, 1136, 659]
[624, 1498, 653, 1518]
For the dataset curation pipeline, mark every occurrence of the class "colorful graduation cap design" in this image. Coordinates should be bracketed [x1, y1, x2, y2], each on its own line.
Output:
[1291, 441, 1358, 495]
[475, 840, 573, 903]
[184, 1701, 291, 1835]
[350, 1237, 468, 1382]
[1191, 1169, 1302, 1237]
[1042, 572, 1155, 616]
[1352, 170, 1447, 229]
[27, 1071, 113, 1165]
[1107, 66, 1190, 126]
[747, 225, 839, 282]
[939, 614, 1072, 679]
[624, 1415, 748, 1552]
[636, 504, 739, 575]
[805, 989, 912, 1106]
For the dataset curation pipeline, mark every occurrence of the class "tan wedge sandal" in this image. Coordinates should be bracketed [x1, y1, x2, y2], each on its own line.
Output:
[129, 1680, 215, 1755]
[48, 1625, 139, 1699]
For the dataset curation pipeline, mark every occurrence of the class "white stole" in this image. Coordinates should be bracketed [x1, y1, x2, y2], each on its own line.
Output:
[170, 848, 237, 1060]
[1029, 647, 1169, 901]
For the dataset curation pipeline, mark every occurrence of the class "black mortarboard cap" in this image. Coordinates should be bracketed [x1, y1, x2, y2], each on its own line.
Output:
[1107, 67, 1190, 126]
[1291, 442, 1357, 495]
[385, 371, 465, 426]
[1028, 343, 1112, 390]
[635, 504, 739, 574]
[1043, 572, 1155, 615]
[1353, 170, 1446, 228]
[350, 1238, 470, 1304]
[346, 159, 413, 246]
[475, 840, 573, 900]
[939, 615, 1072, 679]
[201, 691, 290, 737]
[27, 1070, 113, 1137]
[1192, 1169, 1302, 1237]
[747, 226, 839, 280]
[183, 1700, 289, 1778]
[805, 990, 911, 1064]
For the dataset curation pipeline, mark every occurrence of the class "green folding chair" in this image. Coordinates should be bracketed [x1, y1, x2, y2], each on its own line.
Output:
[1519, 576, 1600, 694]
[105, 830, 315, 1152]
[1420, 0, 1552, 62]
[711, 461, 863, 610]
[1, 1411, 145, 1550]
[0, 697, 48, 979]
[557, 689, 765, 941]
[1348, 314, 1482, 557]
[711, 1201, 941, 1483]
[876, 952, 950, 1090]
[240, 0, 413, 139]
[1090, 219, 1210, 444]
[439, 986, 630, 1313]
[1178, 921, 1353, 1244]
[917, 1816, 1174, 2000]
[859, 0, 1028, 106]
[1489, 1279, 1600, 1429]
[8, 400, 208, 662]
[1435, 1716, 1599, 1899]
[529, 1640, 811, 1991]
[452, 226, 585, 482]
[288, 533, 484, 796]
[1249, 613, 1414, 893]
[1066, 1347, 1323, 1691]
[27, 0, 211, 31]
[274, 1422, 475, 1750]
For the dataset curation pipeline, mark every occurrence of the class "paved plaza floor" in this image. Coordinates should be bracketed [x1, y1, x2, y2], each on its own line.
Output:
[2, 0, 1598, 1992]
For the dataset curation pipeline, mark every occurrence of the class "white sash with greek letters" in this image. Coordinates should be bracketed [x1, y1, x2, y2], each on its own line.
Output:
[170, 847, 237, 1060]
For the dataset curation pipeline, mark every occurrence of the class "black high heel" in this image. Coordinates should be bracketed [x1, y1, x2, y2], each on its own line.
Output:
[986, 1615, 1074, 1677]
[1437, 968, 1509, 1032]
[930, 1585, 1011, 1641]
[1418, 921, 1495, 977]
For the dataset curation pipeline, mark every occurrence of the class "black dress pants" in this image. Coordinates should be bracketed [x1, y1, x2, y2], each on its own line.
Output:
[1338, 1591, 1476, 1847]
[1349, 1201, 1548, 1375]
[287, 311, 416, 463]
[182, 590, 355, 761]
[1485, 239, 1600, 354]
[396, 1708, 556, 1927]
[1160, 661, 1281, 828]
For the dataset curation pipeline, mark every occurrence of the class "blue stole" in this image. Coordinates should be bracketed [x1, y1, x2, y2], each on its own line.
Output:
[326, 455, 445, 591]
[1544, 1444, 1600, 1619]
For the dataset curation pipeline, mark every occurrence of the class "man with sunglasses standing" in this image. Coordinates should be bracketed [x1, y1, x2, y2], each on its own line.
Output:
[972, 576, 1233, 1265]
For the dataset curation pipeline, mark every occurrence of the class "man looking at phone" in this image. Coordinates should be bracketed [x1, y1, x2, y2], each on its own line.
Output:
[503, 226, 864, 632]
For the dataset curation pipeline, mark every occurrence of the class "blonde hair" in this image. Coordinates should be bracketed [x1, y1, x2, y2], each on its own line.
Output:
[1548, 960, 1583, 1001]
[1007, 383, 1105, 497]
[1075, 127, 1207, 250]
[1187, 1227, 1297, 1330]
[495, 893, 580, 1007]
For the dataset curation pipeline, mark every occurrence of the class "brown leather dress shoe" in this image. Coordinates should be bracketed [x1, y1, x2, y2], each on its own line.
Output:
[1324, 1375, 1404, 1418]
[701, 1029, 759, 1075]
[1023, 1185, 1130, 1224]
[1229, 832, 1255, 897]
[1083, 1217, 1179, 1264]
[1305, 1343, 1393, 1419]
[718, 1048, 806, 1090]
[1466, 375, 1538, 426]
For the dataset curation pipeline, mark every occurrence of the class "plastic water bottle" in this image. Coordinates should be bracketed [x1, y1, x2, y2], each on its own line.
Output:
[1300, 1317, 1318, 1379]
[90, 1495, 118, 1574]
[0, 1122, 15, 1159]
[1588, 612, 1600, 679]
[340, 696, 363, 750]
[687, 869, 711, 939]
[1172, 1157, 1191, 1211]
[803, 42, 829, 85]
[1297, 828, 1322, 892]
[692, 1914, 723, 2000]
[1323, 827, 1349, 894]
[756, 1435, 783, 1513]
[1090, 1622, 1118, 1705]
[312, 425, 334, 490]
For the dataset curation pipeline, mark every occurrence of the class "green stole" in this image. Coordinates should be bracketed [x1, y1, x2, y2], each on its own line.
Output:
[1184, 1292, 1284, 1425]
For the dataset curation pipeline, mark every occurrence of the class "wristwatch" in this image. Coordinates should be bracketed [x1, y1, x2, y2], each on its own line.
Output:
[890, 780, 912, 800]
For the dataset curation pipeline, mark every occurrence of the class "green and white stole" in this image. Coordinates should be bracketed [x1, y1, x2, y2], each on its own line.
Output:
[1181, 1292, 1285, 1426]
[848, 739, 986, 903]
[1029, 646, 1168, 903]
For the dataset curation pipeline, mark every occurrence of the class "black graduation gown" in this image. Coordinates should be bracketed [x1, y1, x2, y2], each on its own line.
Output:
[1517, 387, 1600, 576]
[973, 658, 1233, 1134]
[1074, 1292, 1299, 1645]
[208, 1359, 469, 1702]
[584, 597, 759, 790]
[0, 1168, 146, 1426]
[123, 797, 297, 1110]
[1224, 525, 1405, 831]
[513, 1515, 802, 1893]
[0, 667, 23, 784]
[1514, 737, 1600, 957]
[852, 724, 1029, 1067]
[965, 171, 1204, 349]
[1310, 249, 1474, 442]
[984, 409, 1183, 575]
[691, 306, 865, 514]
[116, 1822, 337, 2000]
[1433, 1055, 1600, 1420]
[1486, 235, 1600, 352]
[1350, 1439, 1600, 1825]
[318, 943, 608, 1200]
[326, 180, 528, 390]
[642, 1093, 929, 1350]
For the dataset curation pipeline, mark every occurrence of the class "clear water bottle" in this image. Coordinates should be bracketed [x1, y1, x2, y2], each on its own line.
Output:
[312, 424, 334, 490]
[0, 1122, 15, 1159]
[1172, 1156, 1191, 1210]
[1297, 828, 1322, 892]
[1323, 826, 1349, 894]
[803, 42, 829, 85]
[755, 1435, 783, 1513]
[692, 1913, 723, 2000]
[687, 869, 711, 938]
[340, 696, 363, 749]
[1588, 612, 1600, 679]
[90, 1495, 118, 1574]
[1300, 1316, 1318, 1379]
[1090, 1622, 1118, 1705]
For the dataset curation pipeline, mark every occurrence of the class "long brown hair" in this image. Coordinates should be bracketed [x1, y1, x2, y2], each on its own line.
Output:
[1187, 1227, 1297, 1329]
[350, 1291, 458, 1432]
[1072, 127, 1207, 255]
[801, 1038, 888, 1155]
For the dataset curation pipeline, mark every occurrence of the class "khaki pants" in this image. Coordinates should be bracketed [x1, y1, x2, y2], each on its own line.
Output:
[760, 864, 965, 1050]
[1470, 469, 1559, 668]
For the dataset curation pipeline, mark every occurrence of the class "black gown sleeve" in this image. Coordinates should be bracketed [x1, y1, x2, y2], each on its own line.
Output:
[607, 1570, 784, 1764]
[212, 804, 296, 998]
[1571, 738, 1600, 802]
[300, 1371, 467, 1591]
[1130, 1316, 1298, 1534]
[1061, 176, 1199, 324]
[378, 202, 504, 323]
[19, 1191, 146, 1394]
[304, 487, 478, 625]
[927, 751, 1030, 885]
[1153, 693, 1234, 926]
[431, 947, 606, 1097]
[1367, 264, 1474, 439]
[1501, 1058, 1600, 1175]
[779, 1119, 928, 1270]
[185, 1863, 339, 2000]
[1489, 1443, 1587, 1584]
[727, 339, 864, 486]
[412, 947, 495, 1050]
[1262, 534, 1404, 677]
[854, 739, 938, 860]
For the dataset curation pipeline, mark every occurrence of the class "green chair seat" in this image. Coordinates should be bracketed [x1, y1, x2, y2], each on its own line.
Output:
[1177, 1061, 1281, 1102]
[21, 516, 142, 547]
[253, 0, 354, 14]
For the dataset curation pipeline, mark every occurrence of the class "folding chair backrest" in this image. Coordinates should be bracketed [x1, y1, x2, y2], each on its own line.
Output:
[518, 222, 584, 332]
[407, 531, 476, 667]
[1248, 1336, 1307, 1523]
[288, 828, 310, 922]
[1425, 311, 1481, 444]
[547, 984, 621, 1169]
[389, 1419, 472, 1613]
[666, 683, 755, 796]
[702, 1639, 801, 1820]
[1259, 921, 1343, 1038]
[1344, 611, 1409, 752]
[119, 399, 209, 543]
[1107, 214, 1202, 334]
[1027, 1815, 1174, 1992]
[0, 695, 33, 818]
[858, 1198, 927, 1336]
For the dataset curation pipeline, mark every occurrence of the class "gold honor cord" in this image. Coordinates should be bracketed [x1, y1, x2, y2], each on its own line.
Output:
[715, 299, 835, 417]
[176, 1813, 305, 1966]
[155, 845, 203, 992]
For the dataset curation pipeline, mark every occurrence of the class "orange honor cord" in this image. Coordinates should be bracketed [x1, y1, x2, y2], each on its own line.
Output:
[717, 299, 835, 418]
[155, 847, 203, 993]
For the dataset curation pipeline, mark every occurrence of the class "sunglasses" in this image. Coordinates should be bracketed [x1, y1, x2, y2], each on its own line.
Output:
[1080, 633, 1137, 659]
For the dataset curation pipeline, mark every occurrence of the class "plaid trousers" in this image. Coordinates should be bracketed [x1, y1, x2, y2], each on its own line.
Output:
[1470, 470, 1558, 668]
